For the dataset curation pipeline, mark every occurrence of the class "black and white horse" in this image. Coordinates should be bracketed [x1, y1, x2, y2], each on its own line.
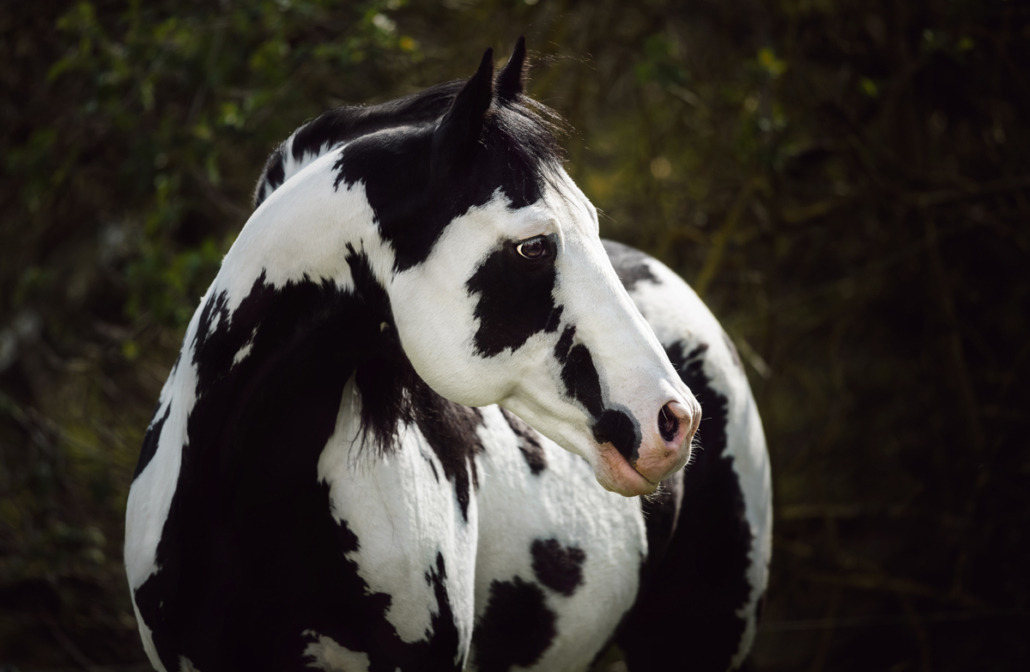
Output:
[125, 40, 771, 672]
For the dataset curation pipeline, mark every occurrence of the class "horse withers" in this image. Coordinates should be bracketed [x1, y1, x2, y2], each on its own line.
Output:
[125, 39, 771, 672]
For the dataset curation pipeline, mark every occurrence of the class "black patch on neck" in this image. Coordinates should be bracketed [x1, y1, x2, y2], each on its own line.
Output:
[530, 538, 586, 596]
[616, 339, 753, 671]
[601, 239, 660, 291]
[471, 577, 556, 672]
[465, 244, 562, 357]
[499, 408, 546, 475]
[553, 326, 641, 461]
[132, 256, 481, 669]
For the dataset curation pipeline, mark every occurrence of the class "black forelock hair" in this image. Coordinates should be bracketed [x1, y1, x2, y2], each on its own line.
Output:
[485, 94, 567, 186]
[254, 78, 568, 208]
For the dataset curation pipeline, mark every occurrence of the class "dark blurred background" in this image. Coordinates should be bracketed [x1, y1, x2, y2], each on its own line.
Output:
[1, 1, 1028, 670]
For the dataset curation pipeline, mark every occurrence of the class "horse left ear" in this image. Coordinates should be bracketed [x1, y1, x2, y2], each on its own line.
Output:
[432, 48, 495, 178]
[496, 36, 527, 103]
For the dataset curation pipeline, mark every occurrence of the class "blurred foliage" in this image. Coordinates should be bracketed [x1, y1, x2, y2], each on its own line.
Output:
[1, 0, 1028, 670]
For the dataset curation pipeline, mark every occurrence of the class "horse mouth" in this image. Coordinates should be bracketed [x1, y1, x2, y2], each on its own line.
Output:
[597, 445, 661, 497]
[632, 465, 658, 486]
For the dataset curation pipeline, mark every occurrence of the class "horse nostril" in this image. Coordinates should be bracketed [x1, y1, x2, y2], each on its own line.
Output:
[658, 403, 680, 443]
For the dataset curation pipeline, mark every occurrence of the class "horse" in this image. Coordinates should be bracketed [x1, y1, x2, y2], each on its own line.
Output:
[124, 38, 772, 672]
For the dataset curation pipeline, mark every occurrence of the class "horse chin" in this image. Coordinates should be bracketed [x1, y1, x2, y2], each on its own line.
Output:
[594, 446, 661, 497]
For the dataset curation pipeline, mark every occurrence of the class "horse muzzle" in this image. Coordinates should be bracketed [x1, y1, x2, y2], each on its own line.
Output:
[596, 397, 699, 496]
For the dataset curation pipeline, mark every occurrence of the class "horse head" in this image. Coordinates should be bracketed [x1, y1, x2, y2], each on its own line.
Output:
[324, 40, 701, 496]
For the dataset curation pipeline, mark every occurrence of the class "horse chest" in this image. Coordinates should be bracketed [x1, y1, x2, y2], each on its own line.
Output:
[470, 407, 648, 671]
[314, 403, 648, 671]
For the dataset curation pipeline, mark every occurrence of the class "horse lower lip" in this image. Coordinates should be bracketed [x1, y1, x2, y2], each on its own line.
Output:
[597, 445, 659, 495]
[632, 465, 656, 485]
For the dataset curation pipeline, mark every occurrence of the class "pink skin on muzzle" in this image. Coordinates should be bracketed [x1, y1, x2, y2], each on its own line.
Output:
[596, 398, 699, 496]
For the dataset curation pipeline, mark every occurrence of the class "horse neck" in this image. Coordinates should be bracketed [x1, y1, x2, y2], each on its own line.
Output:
[166, 156, 402, 464]
[221, 154, 391, 316]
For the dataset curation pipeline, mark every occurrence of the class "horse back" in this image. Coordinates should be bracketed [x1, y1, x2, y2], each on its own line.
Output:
[603, 240, 772, 671]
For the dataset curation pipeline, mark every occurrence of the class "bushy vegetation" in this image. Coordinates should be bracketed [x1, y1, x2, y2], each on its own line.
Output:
[2, 1, 1027, 669]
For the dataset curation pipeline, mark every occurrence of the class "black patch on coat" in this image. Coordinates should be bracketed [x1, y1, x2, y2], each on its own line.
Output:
[616, 340, 753, 672]
[530, 538, 586, 596]
[292, 82, 469, 166]
[637, 472, 684, 585]
[422, 450, 441, 483]
[133, 402, 170, 479]
[499, 407, 546, 475]
[325, 78, 565, 272]
[255, 148, 286, 206]
[561, 348, 600, 416]
[553, 326, 641, 461]
[465, 238, 561, 357]
[471, 577, 556, 672]
[131, 257, 480, 670]
[407, 383, 484, 520]
[332, 103, 559, 272]
[253, 81, 467, 207]
[592, 409, 641, 463]
[601, 239, 660, 291]
[254, 40, 566, 210]
[554, 324, 575, 361]
[345, 245, 484, 520]
[544, 305, 563, 333]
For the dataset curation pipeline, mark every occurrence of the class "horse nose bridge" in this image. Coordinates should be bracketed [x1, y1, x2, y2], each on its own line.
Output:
[572, 285, 663, 360]
[578, 308, 682, 395]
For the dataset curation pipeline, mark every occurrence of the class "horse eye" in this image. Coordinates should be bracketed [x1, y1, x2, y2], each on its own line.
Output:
[516, 237, 548, 260]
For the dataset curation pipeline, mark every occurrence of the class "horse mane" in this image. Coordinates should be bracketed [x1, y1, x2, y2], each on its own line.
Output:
[254, 74, 567, 207]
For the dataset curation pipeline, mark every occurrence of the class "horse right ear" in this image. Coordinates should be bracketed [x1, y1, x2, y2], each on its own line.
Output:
[432, 48, 495, 179]
[496, 36, 527, 103]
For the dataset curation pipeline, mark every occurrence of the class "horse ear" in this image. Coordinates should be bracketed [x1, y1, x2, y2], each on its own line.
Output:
[496, 36, 527, 103]
[432, 48, 495, 177]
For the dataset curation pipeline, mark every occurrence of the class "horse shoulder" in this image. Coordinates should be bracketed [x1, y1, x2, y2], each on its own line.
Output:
[126, 272, 481, 670]
[314, 383, 481, 664]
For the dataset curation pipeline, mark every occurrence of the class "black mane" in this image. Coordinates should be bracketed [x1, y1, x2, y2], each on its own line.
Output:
[254, 77, 566, 207]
